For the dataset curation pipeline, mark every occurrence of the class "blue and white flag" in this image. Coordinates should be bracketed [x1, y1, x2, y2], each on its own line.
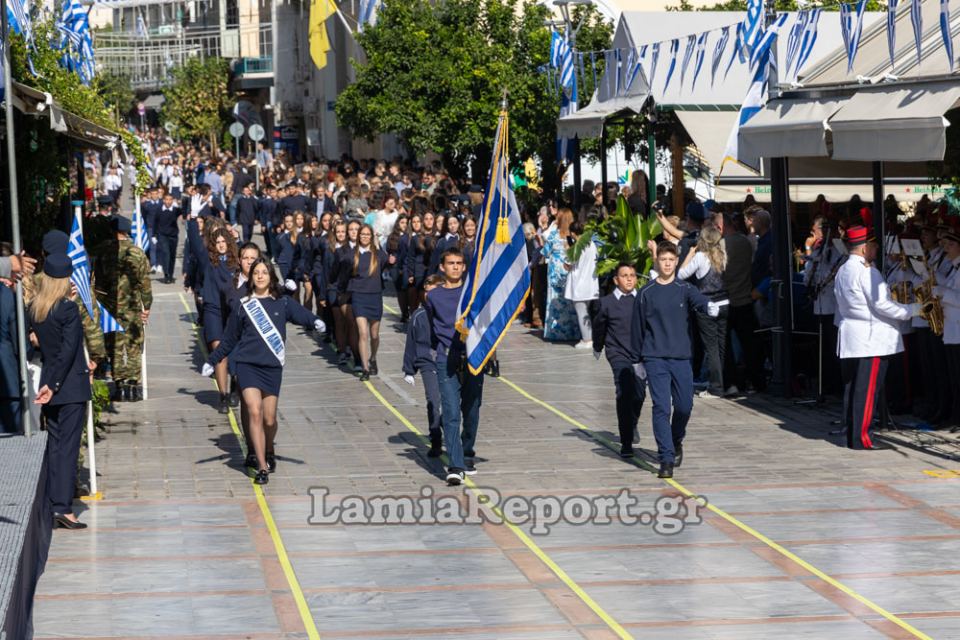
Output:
[604, 49, 615, 96]
[723, 47, 771, 172]
[358, 0, 380, 32]
[691, 31, 708, 90]
[786, 10, 808, 80]
[840, 0, 868, 73]
[625, 46, 645, 92]
[68, 213, 96, 319]
[98, 302, 125, 335]
[456, 112, 530, 376]
[59, 0, 96, 84]
[911, 0, 923, 65]
[887, 0, 899, 69]
[680, 34, 696, 89]
[941, 0, 954, 71]
[726, 22, 746, 79]
[750, 12, 788, 70]
[549, 31, 576, 96]
[744, 0, 764, 53]
[649, 42, 661, 89]
[614, 48, 622, 96]
[6, 0, 31, 38]
[794, 7, 822, 76]
[663, 39, 679, 92]
[132, 202, 151, 253]
[711, 26, 730, 86]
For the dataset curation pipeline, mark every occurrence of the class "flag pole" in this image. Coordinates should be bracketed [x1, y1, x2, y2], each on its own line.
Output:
[2, 0, 31, 437]
[135, 197, 148, 400]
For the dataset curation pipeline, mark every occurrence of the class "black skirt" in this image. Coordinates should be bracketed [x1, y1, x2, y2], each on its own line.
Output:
[350, 291, 383, 321]
[236, 362, 282, 396]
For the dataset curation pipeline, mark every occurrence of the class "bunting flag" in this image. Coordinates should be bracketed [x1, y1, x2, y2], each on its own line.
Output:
[680, 34, 696, 89]
[711, 26, 730, 86]
[794, 7, 822, 76]
[941, 0, 954, 71]
[726, 22, 745, 79]
[358, 0, 380, 32]
[887, 0, 899, 69]
[723, 47, 771, 172]
[308, 0, 337, 70]
[590, 52, 598, 94]
[840, 0, 868, 73]
[68, 212, 96, 319]
[649, 42, 661, 91]
[456, 110, 530, 376]
[59, 0, 96, 84]
[911, 0, 923, 65]
[614, 48, 622, 95]
[98, 302, 125, 335]
[576, 52, 587, 96]
[786, 10, 808, 80]
[691, 31, 708, 90]
[625, 45, 646, 92]
[750, 12, 788, 70]
[604, 49, 615, 96]
[744, 0, 764, 53]
[663, 38, 679, 92]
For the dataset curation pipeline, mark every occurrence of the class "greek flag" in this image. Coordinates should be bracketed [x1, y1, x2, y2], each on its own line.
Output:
[358, 0, 380, 32]
[726, 22, 746, 79]
[456, 111, 530, 376]
[744, 0, 763, 53]
[59, 0, 96, 84]
[911, 0, 923, 65]
[888, 0, 899, 68]
[723, 46, 771, 172]
[840, 0, 868, 73]
[680, 34, 696, 89]
[750, 12, 788, 70]
[786, 10, 807, 80]
[98, 302, 125, 335]
[794, 8, 822, 76]
[691, 31, 708, 90]
[68, 213, 96, 319]
[663, 39, 679, 92]
[132, 204, 150, 253]
[649, 42, 661, 89]
[941, 0, 954, 71]
[711, 26, 730, 86]
[624, 46, 645, 92]
[6, 0, 30, 38]
[550, 30, 575, 93]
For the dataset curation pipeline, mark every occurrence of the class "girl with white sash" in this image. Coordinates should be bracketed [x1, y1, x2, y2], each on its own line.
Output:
[203, 257, 324, 484]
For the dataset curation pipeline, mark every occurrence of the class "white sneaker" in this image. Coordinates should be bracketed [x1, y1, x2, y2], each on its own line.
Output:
[574, 341, 593, 350]
[723, 385, 740, 397]
[697, 390, 720, 399]
[445, 470, 464, 485]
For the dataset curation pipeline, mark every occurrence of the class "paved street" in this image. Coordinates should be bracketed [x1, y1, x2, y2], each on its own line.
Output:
[31, 274, 960, 640]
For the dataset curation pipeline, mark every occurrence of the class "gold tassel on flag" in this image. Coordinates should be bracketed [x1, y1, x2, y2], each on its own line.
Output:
[495, 215, 510, 244]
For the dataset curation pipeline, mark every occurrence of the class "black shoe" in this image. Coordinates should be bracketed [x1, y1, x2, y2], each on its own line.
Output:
[428, 438, 442, 458]
[486, 359, 500, 378]
[131, 385, 143, 402]
[53, 513, 88, 530]
[245, 453, 258, 469]
[369, 359, 378, 376]
[112, 383, 127, 402]
[465, 459, 477, 476]
[218, 394, 229, 414]
[359, 370, 370, 382]
[229, 390, 240, 407]
[266, 453, 277, 473]
[674, 443, 683, 468]
[620, 446, 634, 458]
[254, 469, 269, 484]
[657, 463, 674, 479]
[445, 469, 464, 485]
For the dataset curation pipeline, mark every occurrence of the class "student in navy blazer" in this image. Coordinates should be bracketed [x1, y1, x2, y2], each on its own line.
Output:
[340, 224, 388, 381]
[402, 274, 445, 456]
[29, 254, 92, 529]
[403, 214, 429, 316]
[321, 222, 350, 363]
[429, 216, 460, 275]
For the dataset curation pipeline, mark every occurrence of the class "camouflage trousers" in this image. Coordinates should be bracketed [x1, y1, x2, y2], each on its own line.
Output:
[106, 314, 145, 383]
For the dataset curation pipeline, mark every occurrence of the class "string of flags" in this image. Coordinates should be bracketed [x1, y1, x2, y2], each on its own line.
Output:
[4, 0, 97, 85]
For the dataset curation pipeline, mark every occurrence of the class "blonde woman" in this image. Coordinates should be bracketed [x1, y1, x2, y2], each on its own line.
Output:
[678, 226, 729, 398]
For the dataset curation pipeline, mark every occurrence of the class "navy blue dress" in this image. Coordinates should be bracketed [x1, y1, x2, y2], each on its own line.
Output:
[201, 257, 237, 344]
[208, 296, 318, 395]
[341, 249, 388, 321]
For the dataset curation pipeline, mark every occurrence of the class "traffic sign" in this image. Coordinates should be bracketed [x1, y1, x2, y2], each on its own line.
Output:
[137, 102, 146, 116]
[229, 122, 245, 138]
[248, 124, 265, 141]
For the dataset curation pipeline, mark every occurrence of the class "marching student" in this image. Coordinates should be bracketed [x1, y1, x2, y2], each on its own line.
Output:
[203, 257, 325, 484]
[297, 214, 317, 313]
[424, 247, 484, 485]
[632, 242, 720, 479]
[201, 226, 241, 413]
[258, 185, 279, 258]
[235, 183, 260, 244]
[340, 224, 388, 381]
[337, 220, 362, 370]
[321, 221, 350, 365]
[429, 215, 460, 275]
[275, 214, 299, 294]
[403, 274, 446, 457]
[459, 215, 478, 272]
[593, 262, 645, 457]
[404, 213, 429, 316]
[386, 215, 410, 322]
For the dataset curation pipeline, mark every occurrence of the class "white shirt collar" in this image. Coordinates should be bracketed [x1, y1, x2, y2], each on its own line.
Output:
[613, 289, 636, 299]
[359, 246, 370, 254]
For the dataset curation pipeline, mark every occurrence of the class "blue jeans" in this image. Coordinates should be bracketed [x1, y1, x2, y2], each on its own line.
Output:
[436, 354, 484, 471]
[644, 357, 693, 464]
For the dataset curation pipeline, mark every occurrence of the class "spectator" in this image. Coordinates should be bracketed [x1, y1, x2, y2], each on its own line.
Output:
[542, 207, 579, 342]
[564, 221, 599, 350]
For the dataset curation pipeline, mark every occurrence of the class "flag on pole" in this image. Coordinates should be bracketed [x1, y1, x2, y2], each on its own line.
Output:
[723, 47, 771, 172]
[840, 0, 868, 73]
[750, 12, 788, 70]
[911, 0, 923, 66]
[663, 38, 679, 92]
[68, 213, 96, 319]
[786, 10, 808, 80]
[550, 31, 577, 163]
[132, 201, 151, 253]
[98, 302, 125, 334]
[680, 34, 696, 89]
[456, 111, 530, 376]
[691, 31, 708, 90]
[711, 25, 730, 86]
[6, 0, 31, 38]
[744, 0, 764, 53]
[941, 0, 954, 71]
[309, 0, 337, 70]
[794, 7, 822, 76]
[59, 0, 96, 84]
[887, 0, 900, 69]
[358, 0, 380, 32]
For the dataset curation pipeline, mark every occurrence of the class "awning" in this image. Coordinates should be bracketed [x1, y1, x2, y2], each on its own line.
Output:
[557, 91, 651, 139]
[674, 110, 757, 178]
[12, 81, 119, 149]
[829, 82, 960, 162]
[738, 98, 845, 160]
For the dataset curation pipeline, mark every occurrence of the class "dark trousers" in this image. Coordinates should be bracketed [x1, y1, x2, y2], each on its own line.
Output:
[0, 398, 20, 433]
[725, 303, 766, 392]
[436, 355, 484, 471]
[43, 402, 86, 514]
[421, 367, 442, 442]
[158, 233, 179, 279]
[916, 329, 951, 419]
[241, 222, 255, 244]
[841, 356, 889, 450]
[611, 361, 645, 448]
[945, 344, 960, 426]
[645, 357, 693, 464]
[815, 315, 841, 396]
[696, 309, 727, 395]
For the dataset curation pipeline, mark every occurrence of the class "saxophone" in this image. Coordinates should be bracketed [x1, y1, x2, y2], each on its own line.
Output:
[915, 252, 945, 336]
[890, 251, 912, 304]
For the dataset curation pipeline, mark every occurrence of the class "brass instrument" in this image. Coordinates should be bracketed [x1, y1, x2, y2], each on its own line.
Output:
[915, 252, 945, 336]
[890, 250, 912, 303]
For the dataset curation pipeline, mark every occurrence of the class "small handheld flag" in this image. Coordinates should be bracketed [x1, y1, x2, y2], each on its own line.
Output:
[68, 212, 96, 318]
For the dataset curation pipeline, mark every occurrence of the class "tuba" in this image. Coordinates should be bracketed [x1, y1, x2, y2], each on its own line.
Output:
[915, 253, 945, 336]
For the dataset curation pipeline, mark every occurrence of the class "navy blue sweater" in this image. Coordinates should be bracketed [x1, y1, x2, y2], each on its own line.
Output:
[630, 278, 710, 360]
[424, 283, 464, 360]
[592, 292, 640, 366]
[236, 195, 260, 225]
[402, 307, 436, 375]
[207, 295, 317, 367]
[343, 249, 388, 293]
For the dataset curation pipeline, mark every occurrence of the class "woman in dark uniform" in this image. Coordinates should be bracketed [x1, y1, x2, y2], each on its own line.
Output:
[430, 214, 460, 275]
[297, 214, 317, 313]
[404, 214, 428, 317]
[204, 257, 323, 484]
[337, 220, 361, 370]
[322, 221, 349, 365]
[275, 214, 299, 294]
[459, 214, 478, 272]
[201, 227, 240, 413]
[386, 215, 409, 322]
[341, 224, 388, 381]
[29, 254, 92, 529]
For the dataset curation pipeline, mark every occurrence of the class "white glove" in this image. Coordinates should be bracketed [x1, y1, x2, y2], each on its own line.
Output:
[593, 350, 602, 360]
[150, 236, 157, 244]
[908, 302, 922, 317]
[403, 375, 416, 386]
[190, 193, 203, 215]
[632, 362, 647, 381]
[707, 302, 720, 317]
[201, 362, 214, 377]
[284, 279, 297, 291]
[313, 319, 326, 333]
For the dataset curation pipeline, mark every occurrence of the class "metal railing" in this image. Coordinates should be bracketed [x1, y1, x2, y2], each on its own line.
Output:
[94, 25, 272, 91]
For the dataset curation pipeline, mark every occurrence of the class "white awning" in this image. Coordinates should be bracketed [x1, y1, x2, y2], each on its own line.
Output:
[674, 110, 757, 178]
[556, 90, 651, 139]
[738, 98, 844, 160]
[828, 82, 960, 162]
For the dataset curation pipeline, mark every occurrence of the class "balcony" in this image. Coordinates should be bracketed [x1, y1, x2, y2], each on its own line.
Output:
[233, 56, 274, 90]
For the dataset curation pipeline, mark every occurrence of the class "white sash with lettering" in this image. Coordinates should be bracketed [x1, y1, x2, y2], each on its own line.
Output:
[241, 297, 285, 365]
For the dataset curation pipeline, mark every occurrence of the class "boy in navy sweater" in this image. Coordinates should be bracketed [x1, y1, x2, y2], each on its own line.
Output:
[632, 242, 719, 479]
[403, 274, 445, 457]
[592, 263, 646, 458]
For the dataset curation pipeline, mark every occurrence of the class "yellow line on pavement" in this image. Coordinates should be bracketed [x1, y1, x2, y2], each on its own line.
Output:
[179, 293, 321, 640]
[496, 375, 932, 640]
[363, 380, 633, 640]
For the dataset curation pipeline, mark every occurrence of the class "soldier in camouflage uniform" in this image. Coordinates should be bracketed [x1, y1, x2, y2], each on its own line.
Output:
[94, 216, 152, 401]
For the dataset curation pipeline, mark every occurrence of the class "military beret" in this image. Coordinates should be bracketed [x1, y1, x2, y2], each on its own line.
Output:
[42, 230, 69, 255]
[113, 215, 132, 234]
[43, 253, 72, 278]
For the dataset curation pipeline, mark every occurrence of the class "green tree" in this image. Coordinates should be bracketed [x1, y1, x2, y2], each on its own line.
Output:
[162, 57, 231, 154]
[97, 71, 136, 126]
[336, 0, 611, 186]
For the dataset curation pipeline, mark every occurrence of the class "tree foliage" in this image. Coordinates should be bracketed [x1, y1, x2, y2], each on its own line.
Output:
[161, 57, 231, 150]
[668, 0, 888, 11]
[336, 0, 611, 181]
[97, 70, 136, 125]
[570, 195, 662, 278]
